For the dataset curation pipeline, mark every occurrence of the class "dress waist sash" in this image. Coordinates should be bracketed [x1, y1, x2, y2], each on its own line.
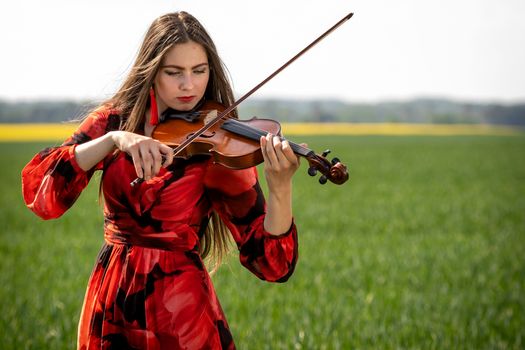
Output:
[104, 219, 199, 252]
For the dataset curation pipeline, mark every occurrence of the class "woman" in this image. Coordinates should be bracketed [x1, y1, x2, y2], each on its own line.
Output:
[22, 11, 300, 349]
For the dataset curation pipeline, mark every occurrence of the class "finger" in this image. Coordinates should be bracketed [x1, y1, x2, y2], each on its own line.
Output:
[261, 134, 274, 166]
[281, 140, 299, 166]
[265, 134, 280, 168]
[272, 135, 287, 157]
[139, 146, 153, 180]
[159, 144, 174, 167]
[260, 136, 269, 164]
[151, 147, 163, 176]
[272, 135, 294, 166]
[129, 148, 144, 179]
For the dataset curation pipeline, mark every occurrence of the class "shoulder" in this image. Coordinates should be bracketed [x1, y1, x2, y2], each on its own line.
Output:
[64, 104, 123, 145]
[84, 104, 122, 129]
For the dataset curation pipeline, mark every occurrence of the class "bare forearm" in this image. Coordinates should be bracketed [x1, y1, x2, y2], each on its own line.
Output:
[264, 182, 294, 235]
[74, 131, 117, 171]
[260, 134, 299, 235]
[75, 130, 174, 178]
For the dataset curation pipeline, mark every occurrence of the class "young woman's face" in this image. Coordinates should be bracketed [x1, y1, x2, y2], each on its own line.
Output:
[154, 41, 210, 112]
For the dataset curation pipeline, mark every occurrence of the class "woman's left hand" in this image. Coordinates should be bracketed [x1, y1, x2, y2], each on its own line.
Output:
[260, 134, 301, 192]
[260, 133, 301, 235]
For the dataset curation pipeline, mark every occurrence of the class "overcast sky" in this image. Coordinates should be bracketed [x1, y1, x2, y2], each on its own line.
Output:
[1, 0, 524, 103]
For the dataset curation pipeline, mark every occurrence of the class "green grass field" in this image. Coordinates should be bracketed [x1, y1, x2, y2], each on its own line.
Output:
[1, 135, 524, 349]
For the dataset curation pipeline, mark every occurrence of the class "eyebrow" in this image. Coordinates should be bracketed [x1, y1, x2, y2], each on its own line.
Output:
[160, 63, 209, 70]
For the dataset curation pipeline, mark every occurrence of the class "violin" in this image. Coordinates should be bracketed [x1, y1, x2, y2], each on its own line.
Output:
[131, 12, 353, 187]
[152, 100, 349, 185]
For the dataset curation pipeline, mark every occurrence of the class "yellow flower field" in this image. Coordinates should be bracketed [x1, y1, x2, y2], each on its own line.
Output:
[0, 122, 520, 141]
[0, 123, 79, 142]
[281, 122, 520, 136]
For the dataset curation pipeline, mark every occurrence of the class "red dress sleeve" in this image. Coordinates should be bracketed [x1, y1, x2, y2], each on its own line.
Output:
[21, 106, 120, 220]
[204, 163, 298, 282]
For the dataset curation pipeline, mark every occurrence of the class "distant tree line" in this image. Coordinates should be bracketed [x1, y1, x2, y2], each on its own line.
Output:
[241, 98, 525, 126]
[1, 98, 525, 126]
[0, 100, 97, 123]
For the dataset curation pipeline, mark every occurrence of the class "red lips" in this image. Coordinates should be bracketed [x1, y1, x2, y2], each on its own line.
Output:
[177, 96, 195, 103]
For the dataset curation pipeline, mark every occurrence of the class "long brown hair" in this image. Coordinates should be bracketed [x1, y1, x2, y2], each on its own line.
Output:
[104, 11, 236, 271]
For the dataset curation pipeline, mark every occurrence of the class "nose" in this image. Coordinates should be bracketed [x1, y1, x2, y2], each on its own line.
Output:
[180, 73, 194, 91]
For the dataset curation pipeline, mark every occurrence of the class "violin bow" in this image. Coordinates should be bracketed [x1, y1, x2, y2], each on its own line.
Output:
[171, 12, 354, 157]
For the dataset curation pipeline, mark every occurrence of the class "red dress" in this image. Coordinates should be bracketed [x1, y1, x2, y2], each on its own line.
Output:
[21, 106, 298, 350]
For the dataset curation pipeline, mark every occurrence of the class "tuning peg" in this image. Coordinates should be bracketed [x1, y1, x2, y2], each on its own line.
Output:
[308, 166, 317, 176]
[321, 149, 331, 158]
[319, 175, 328, 184]
[331, 157, 340, 165]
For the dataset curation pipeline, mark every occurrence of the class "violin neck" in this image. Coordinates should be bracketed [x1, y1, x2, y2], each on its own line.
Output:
[221, 119, 314, 158]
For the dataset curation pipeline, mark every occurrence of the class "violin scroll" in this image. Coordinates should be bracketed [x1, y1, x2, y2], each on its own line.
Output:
[306, 149, 349, 185]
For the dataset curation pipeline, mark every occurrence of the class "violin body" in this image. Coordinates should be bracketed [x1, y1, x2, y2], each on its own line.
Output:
[153, 101, 282, 169]
[151, 100, 349, 185]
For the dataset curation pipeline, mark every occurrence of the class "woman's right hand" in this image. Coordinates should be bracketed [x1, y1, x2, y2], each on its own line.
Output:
[111, 131, 174, 181]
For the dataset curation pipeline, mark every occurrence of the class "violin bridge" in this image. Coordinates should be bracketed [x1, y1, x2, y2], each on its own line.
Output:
[203, 109, 218, 125]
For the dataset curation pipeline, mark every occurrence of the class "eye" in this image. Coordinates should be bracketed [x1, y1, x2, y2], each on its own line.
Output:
[194, 69, 207, 75]
[165, 70, 181, 76]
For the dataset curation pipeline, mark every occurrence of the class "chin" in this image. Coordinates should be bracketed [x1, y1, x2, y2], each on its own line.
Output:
[172, 101, 200, 112]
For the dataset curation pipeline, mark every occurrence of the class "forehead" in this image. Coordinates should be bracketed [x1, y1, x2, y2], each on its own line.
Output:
[162, 41, 208, 66]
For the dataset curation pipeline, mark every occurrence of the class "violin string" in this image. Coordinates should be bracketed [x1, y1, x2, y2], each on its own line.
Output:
[222, 119, 313, 157]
